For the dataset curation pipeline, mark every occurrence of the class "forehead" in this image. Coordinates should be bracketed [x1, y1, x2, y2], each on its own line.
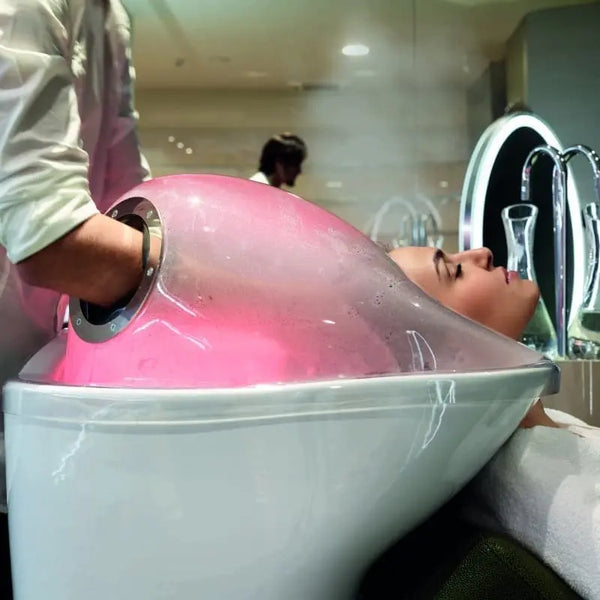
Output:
[389, 247, 437, 270]
[388, 246, 445, 298]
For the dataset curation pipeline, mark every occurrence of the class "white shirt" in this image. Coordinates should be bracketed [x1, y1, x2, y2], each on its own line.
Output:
[0, 0, 150, 263]
[0, 0, 149, 510]
[249, 171, 271, 185]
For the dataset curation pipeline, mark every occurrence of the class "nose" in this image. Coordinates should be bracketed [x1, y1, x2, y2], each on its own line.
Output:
[455, 247, 494, 270]
[471, 247, 493, 269]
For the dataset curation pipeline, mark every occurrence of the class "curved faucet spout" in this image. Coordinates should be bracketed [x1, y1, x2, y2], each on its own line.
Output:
[521, 145, 565, 202]
[421, 212, 441, 247]
[369, 197, 417, 244]
[520, 144, 568, 357]
[561, 144, 600, 203]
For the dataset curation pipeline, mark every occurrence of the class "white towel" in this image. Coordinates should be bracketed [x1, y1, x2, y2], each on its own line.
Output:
[464, 409, 600, 599]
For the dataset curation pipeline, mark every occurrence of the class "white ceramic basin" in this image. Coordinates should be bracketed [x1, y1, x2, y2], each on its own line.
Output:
[4, 334, 556, 600]
[3, 175, 558, 599]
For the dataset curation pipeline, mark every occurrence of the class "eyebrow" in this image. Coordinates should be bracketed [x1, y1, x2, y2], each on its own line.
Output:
[432, 249, 450, 280]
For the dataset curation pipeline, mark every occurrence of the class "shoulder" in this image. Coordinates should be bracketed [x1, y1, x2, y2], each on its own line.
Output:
[3, 0, 70, 25]
[0, 0, 71, 55]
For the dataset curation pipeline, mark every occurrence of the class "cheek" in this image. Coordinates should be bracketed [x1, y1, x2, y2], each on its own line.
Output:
[445, 283, 498, 324]
[446, 280, 537, 340]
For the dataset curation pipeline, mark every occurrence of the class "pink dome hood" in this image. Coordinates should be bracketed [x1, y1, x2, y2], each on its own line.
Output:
[51, 174, 545, 389]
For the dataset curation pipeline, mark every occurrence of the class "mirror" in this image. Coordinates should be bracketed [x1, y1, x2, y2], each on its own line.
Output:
[459, 112, 585, 327]
[125, 0, 599, 258]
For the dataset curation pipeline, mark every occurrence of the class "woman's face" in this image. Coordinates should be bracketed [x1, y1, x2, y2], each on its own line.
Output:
[388, 246, 539, 340]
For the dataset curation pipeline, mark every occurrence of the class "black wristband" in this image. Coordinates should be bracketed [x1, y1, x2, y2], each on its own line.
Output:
[141, 223, 150, 274]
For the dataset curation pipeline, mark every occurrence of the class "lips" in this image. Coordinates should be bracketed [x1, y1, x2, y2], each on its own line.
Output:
[499, 267, 519, 284]
[507, 270, 520, 284]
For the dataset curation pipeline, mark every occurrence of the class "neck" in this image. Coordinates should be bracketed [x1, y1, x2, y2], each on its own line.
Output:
[267, 173, 282, 188]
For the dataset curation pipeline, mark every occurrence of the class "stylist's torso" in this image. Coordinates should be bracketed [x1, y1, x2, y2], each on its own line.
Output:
[0, 0, 150, 508]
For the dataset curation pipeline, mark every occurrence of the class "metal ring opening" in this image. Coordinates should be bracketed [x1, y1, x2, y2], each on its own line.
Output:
[69, 197, 163, 343]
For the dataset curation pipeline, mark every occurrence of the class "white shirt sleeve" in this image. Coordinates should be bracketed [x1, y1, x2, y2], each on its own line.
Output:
[249, 171, 270, 185]
[0, 1, 98, 263]
[102, 7, 151, 208]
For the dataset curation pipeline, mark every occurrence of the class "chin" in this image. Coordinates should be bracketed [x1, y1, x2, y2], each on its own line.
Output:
[526, 291, 540, 320]
[524, 279, 540, 303]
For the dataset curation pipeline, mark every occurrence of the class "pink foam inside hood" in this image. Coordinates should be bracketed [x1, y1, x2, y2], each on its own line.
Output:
[45, 175, 543, 389]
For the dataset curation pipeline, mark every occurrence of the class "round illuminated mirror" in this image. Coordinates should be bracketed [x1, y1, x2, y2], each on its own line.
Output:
[460, 111, 585, 328]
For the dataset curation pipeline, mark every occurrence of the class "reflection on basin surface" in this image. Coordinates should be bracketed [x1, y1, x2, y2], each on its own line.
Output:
[4, 175, 558, 599]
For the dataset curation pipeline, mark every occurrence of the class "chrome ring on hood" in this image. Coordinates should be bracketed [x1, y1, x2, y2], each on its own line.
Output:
[69, 197, 163, 343]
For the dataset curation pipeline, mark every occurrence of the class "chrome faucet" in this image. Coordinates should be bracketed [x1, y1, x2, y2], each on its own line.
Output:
[521, 145, 568, 357]
[560, 145, 600, 358]
[412, 214, 427, 246]
[419, 212, 441, 247]
[369, 196, 417, 245]
[399, 213, 415, 246]
[560, 145, 600, 202]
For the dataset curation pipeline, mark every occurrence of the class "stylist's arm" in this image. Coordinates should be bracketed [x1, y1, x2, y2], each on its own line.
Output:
[0, 0, 153, 305]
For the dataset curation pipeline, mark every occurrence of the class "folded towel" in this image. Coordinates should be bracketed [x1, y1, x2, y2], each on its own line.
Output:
[463, 409, 600, 599]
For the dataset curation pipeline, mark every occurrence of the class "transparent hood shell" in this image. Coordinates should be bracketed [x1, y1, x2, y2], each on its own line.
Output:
[39, 174, 546, 389]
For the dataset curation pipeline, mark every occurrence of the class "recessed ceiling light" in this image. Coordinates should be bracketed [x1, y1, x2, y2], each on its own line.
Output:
[168, 136, 175, 143]
[208, 55, 232, 64]
[354, 69, 377, 77]
[185, 147, 193, 155]
[342, 44, 370, 57]
[246, 70, 268, 78]
[326, 181, 343, 188]
[439, 180, 449, 188]
[176, 142, 184, 149]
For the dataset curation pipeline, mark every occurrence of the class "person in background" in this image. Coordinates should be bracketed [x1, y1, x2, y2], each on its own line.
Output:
[0, 1, 155, 596]
[250, 133, 307, 188]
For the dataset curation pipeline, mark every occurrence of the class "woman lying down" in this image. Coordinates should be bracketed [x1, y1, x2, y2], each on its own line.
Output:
[389, 246, 600, 600]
